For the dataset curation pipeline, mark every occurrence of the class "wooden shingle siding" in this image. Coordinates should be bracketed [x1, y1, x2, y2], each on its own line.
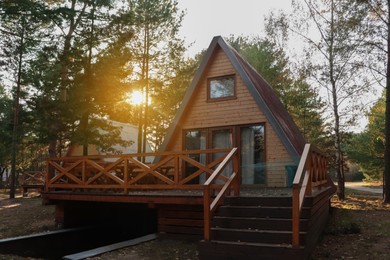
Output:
[167, 47, 293, 187]
[182, 48, 266, 129]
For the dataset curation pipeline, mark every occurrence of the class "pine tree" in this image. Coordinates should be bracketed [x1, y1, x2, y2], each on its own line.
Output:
[127, 0, 186, 153]
[27, 0, 136, 156]
[0, 0, 49, 198]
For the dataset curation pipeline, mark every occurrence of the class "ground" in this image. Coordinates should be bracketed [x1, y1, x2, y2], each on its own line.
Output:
[312, 183, 390, 260]
[0, 184, 389, 259]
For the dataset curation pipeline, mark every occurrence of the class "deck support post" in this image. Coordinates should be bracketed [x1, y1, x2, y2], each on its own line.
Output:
[55, 202, 65, 228]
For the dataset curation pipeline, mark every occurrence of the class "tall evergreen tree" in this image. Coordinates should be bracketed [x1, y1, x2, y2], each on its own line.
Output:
[0, 0, 49, 197]
[0, 85, 12, 188]
[346, 93, 385, 181]
[127, 0, 186, 153]
[149, 55, 201, 150]
[27, 0, 135, 156]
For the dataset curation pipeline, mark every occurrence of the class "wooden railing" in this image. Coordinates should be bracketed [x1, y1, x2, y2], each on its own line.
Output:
[21, 171, 45, 197]
[292, 143, 328, 247]
[22, 171, 45, 185]
[45, 148, 238, 193]
[203, 147, 239, 241]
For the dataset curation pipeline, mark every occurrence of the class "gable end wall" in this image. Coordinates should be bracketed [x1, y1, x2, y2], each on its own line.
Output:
[167, 47, 294, 187]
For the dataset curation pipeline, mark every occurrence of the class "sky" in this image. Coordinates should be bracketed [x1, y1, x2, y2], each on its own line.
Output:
[177, 0, 293, 57]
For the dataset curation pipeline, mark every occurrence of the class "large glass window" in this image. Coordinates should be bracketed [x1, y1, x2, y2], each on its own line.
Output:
[240, 125, 265, 184]
[185, 130, 206, 151]
[211, 128, 233, 183]
[208, 75, 235, 100]
[183, 124, 266, 185]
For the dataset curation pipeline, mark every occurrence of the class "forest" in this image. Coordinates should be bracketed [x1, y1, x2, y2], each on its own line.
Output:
[0, 0, 389, 201]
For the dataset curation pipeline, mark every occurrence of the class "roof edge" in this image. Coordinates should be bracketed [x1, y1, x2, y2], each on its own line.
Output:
[216, 37, 301, 159]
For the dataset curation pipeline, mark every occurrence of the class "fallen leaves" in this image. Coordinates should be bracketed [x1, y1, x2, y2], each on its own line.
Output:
[312, 191, 390, 259]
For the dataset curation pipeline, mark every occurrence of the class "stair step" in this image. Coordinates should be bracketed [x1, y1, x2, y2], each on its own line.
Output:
[216, 205, 311, 219]
[211, 227, 306, 244]
[199, 239, 305, 260]
[225, 196, 293, 207]
[213, 216, 309, 231]
[225, 196, 314, 207]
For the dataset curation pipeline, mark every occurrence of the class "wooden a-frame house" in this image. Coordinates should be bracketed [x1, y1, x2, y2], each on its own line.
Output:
[159, 35, 306, 187]
[42, 36, 334, 260]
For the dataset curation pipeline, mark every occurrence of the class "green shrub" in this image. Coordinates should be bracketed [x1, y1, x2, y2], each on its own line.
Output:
[325, 209, 361, 235]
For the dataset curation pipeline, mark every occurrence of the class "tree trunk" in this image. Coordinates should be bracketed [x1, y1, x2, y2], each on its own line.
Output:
[384, 0, 390, 203]
[81, 0, 96, 156]
[333, 86, 345, 200]
[143, 23, 150, 156]
[329, 0, 345, 200]
[9, 24, 24, 199]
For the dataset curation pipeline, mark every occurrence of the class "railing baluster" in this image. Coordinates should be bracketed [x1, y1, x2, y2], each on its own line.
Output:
[174, 154, 179, 183]
[124, 159, 128, 194]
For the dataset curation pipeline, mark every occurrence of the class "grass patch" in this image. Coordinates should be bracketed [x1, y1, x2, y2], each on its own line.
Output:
[375, 220, 390, 236]
[324, 208, 361, 235]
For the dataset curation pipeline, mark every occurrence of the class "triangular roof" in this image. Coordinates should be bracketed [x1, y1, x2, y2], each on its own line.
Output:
[160, 36, 306, 162]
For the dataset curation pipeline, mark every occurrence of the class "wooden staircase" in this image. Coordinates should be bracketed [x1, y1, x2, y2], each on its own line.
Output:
[198, 192, 330, 260]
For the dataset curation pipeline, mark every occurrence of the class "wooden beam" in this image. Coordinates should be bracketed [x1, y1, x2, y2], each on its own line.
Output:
[62, 233, 157, 260]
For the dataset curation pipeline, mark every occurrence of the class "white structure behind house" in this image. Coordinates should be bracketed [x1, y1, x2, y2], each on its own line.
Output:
[66, 120, 154, 162]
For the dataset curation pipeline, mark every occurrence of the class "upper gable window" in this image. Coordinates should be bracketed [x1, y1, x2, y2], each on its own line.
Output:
[208, 75, 236, 101]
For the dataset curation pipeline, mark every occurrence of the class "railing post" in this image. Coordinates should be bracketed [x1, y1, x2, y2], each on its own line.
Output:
[292, 143, 311, 248]
[292, 183, 300, 247]
[233, 155, 239, 196]
[45, 160, 49, 192]
[307, 163, 313, 196]
[82, 159, 86, 184]
[202, 147, 238, 241]
[204, 185, 211, 241]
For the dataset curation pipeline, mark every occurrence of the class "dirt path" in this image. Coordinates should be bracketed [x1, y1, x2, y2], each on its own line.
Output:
[345, 182, 383, 195]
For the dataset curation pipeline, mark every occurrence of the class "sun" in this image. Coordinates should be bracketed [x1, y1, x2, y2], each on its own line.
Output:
[128, 90, 144, 106]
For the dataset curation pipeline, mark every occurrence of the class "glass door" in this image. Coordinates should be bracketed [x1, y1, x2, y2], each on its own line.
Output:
[210, 128, 233, 181]
[240, 125, 265, 184]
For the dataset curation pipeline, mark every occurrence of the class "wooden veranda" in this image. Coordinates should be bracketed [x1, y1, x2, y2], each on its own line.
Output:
[42, 144, 334, 258]
[44, 148, 239, 239]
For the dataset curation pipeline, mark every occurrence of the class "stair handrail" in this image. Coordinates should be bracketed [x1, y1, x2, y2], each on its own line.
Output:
[203, 147, 239, 241]
[292, 143, 328, 247]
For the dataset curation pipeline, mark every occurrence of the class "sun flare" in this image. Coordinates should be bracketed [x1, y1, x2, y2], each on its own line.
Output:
[129, 91, 144, 106]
